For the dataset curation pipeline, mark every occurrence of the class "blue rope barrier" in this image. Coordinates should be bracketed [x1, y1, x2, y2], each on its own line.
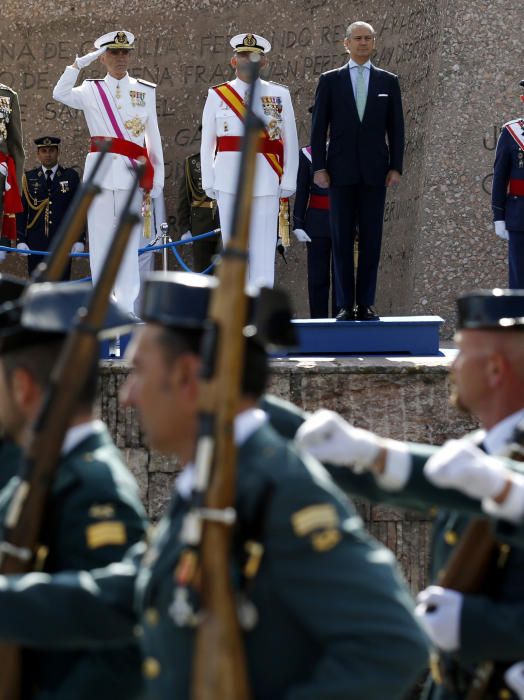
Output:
[0, 229, 221, 274]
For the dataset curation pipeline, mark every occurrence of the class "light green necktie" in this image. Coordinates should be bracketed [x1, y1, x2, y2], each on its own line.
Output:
[356, 65, 367, 121]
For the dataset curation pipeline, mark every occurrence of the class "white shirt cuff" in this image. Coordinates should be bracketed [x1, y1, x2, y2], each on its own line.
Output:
[483, 474, 524, 524]
[375, 440, 411, 491]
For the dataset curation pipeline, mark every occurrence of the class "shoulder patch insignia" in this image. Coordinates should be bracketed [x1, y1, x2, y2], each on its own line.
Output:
[267, 80, 289, 90]
[291, 504, 339, 536]
[84, 78, 103, 82]
[136, 78, 157, 88]
[89, 503, 116, 519]
[311, 528, 342, 551]
[86, 521, 126, 549]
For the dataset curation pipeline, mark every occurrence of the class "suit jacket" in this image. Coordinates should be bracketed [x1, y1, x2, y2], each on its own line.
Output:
[492, 119, 524, 232]
[311, 63, 404, 187]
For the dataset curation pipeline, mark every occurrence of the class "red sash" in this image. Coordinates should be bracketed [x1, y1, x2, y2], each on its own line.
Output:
[0, 153, 23, 240]
[308, 194, 329, 210]
[213, 83, 284, 180]
[509, 179, 524, 196]
[90, 136, 154, 190]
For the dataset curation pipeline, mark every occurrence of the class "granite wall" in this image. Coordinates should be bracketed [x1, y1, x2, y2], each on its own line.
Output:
[2, 0, 458, 326]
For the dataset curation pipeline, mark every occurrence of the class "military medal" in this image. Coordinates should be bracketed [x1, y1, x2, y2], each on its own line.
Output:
[261, 95, 282, 119]
[130, 90, 146, 107]
[0, 96, 11, 142]
[59, 180, 70, 193]
[519, 150, 524, 168]
[124, 116, 146, 137]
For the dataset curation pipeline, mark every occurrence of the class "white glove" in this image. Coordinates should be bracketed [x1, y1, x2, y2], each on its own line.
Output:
[494, 220, 509, 241]
[75, 47, 106, 70]
[71, 242, 85, 254]
[0, 162, 7, 186]
[295, 409, 381, 470]
[180, 231, 192, 243]
[17, 242, 29, 252]
[415, 586, 462, 652]
[279, 188, 295, 199]
[0, 250, 6, 262]
[150, 184, 163, 199]
[204, 188, 216, 200]
[424, 439, 507, 500]
[293, 228, 312, 243]
[505, 662, 524, 699]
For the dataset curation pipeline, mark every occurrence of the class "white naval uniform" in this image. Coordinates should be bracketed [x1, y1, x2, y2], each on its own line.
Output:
[53, 67, 164, 313]
[200, 77, 298, 288]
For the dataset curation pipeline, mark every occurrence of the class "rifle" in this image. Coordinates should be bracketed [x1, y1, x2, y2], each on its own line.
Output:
[431, 429, 524, 700]
[189, 55, 265, 700]
[31, 139, 111, 283]
[0, 162, 142, 700]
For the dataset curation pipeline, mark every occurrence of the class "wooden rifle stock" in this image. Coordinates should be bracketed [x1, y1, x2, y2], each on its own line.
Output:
[191, 56, 264, 700]
[0, 163, 142, 700]
[31, 140, 111, 283]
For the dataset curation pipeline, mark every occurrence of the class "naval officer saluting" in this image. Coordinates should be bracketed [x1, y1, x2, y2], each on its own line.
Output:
[200, 32, 299, 288]
[53, 30, 164, 313]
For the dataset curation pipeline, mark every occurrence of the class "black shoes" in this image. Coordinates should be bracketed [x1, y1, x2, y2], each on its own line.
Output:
[335, 306, 380, 321]
[356, 305, 379, 321]
[335, 307, 354, 321]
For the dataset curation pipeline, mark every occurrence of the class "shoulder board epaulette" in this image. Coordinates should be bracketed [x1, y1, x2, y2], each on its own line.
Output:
[211, 82, 228, 89]
[266, 80, 290, 90]
[503, 118, 523, 128]
[136, 78, 157, 88]
[84, 78, 103, 82]
[0, 83, 16, 94]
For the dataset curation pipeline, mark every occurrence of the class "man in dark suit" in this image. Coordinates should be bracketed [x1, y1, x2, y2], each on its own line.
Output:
[311, 21, 404, 321]
[16, 136, 84, 277]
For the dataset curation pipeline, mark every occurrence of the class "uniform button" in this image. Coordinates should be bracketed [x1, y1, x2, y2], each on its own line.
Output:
[444, 530, 458, 545]
[143, 656, 161, 679]
[145, 607, 160, 626]
[499, 690, 512, 699]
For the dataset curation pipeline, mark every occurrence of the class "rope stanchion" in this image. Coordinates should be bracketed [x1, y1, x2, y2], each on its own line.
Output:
[0, 229, 222, 275]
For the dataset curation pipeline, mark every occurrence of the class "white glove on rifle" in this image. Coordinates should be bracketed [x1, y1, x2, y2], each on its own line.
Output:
[75, 47, 106, 70]
[505, 662, 524, 699]
[16, 242, 30, 252]
[295, 409, 381, 471]
[494, 220, 509, 241]
[293, 228, 312, 243]
[71, 242, 85, 254]
[0, 162, 9, 190]
[415, 586, 462, 652]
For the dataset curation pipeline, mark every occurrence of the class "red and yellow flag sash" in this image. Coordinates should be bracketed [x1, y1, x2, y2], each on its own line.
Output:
[213, 83, 284, 180]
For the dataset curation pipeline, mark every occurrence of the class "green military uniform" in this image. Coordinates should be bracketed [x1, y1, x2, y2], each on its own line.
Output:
[176, 152, 220, 273]
[0, 274, 428, 700]
[0, 282, 147, 700]
[0, 83, 24, 191]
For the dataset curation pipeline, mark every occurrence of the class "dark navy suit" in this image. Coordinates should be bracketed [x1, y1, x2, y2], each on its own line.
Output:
[492, 119, 524, 288]
[293, 147, 336, 318]
[17, 165, 82, 276]
[311, 62, 404, 310]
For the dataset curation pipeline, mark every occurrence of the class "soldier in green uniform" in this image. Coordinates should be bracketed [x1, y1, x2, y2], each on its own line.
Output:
[0, 281, 147, 700]
[0, 83, 24, 246]
[0, 272, 428, 700]
[175, 147, 220, 274]
[296, 288, 524, 700]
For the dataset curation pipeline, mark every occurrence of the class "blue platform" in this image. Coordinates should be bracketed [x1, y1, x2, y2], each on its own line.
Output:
[289, 316, 444, 356]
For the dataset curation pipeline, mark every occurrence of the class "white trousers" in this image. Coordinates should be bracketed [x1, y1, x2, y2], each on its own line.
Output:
[216, 192, 279, 288]
[87, 187, 143, 314]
